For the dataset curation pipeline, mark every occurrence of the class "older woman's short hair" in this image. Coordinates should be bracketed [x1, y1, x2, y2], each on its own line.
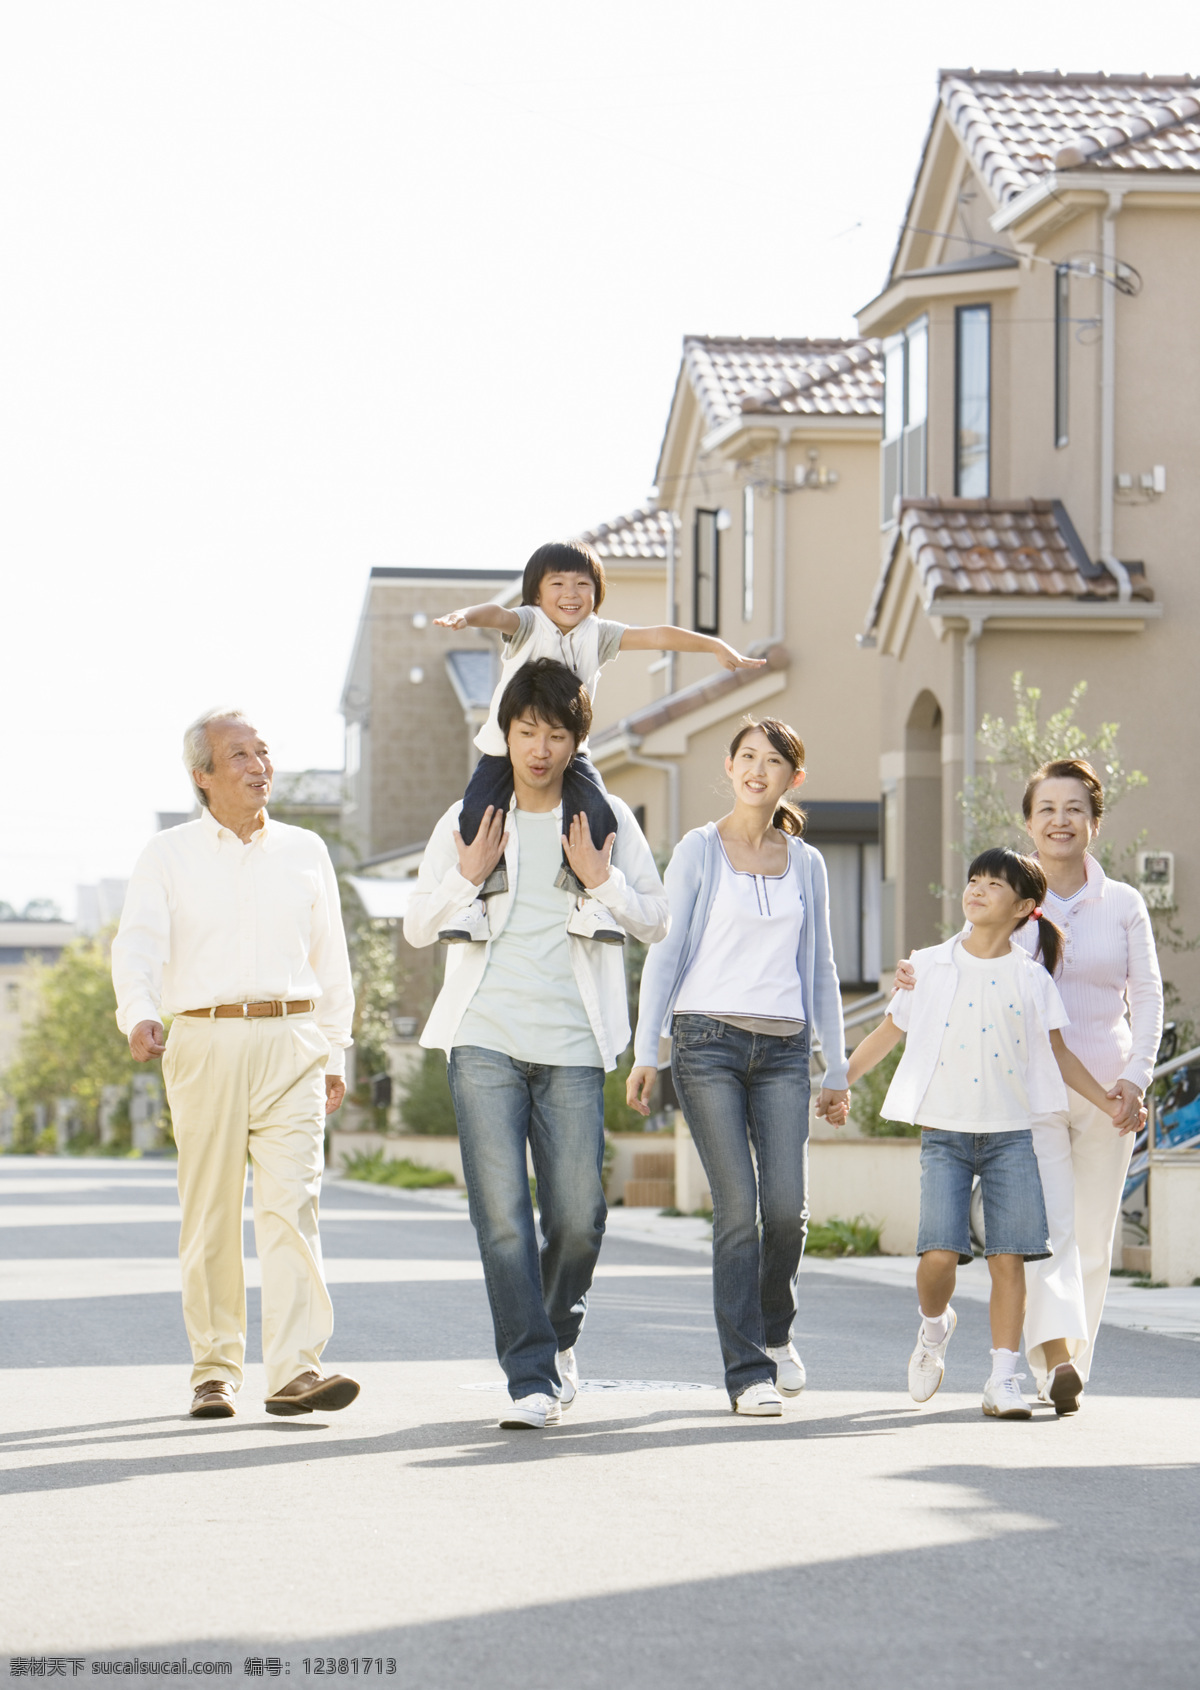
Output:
[183, 708, 252, 810]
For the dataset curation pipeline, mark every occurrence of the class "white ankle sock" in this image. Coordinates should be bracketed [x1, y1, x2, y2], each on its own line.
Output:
[988, 1347, 1020, 1384]
[919, 1308, 950, 1347]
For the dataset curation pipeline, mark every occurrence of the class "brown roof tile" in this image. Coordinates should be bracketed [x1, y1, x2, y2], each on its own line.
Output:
[591, 644, 790, 750]
[577, 507, 673, 562]
[939, 69, 1200, 205]
[864, 497, 1152, 633]
[683, 336, 882, 430]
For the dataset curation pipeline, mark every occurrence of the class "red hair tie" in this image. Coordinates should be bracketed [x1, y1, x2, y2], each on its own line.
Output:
[1032, 907, 1044, 920]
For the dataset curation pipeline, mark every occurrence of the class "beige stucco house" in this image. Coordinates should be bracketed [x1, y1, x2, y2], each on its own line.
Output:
[856, 69, 1198, 1011]
[592, 336, 887, 987]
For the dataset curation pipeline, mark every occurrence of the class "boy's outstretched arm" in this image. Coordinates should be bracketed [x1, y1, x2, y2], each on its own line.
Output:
[1049, 1031, 1140, 1131]
[619, 625, 767, 671]
[434, 603, 521, 635]
[847, 1015, 904, 1087]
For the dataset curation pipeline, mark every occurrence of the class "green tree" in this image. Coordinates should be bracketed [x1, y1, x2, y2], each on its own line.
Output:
[396, 1047, 458, 1135]
[2, 934, 153, 1152]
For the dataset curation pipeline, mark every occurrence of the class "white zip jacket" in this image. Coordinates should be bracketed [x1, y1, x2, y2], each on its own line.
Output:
[882, 934, 1071, 1125]
[404, 793, 669, 1071]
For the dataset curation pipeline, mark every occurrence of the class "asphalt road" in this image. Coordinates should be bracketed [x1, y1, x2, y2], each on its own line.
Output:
[2, 1155, 1198, 1689]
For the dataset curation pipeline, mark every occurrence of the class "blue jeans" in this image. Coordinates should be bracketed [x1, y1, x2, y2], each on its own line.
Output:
[670, 1015, 812, 1402]
[459, 752, 618, 847]
[918, 1128, 1050, 1265]
[448, 1046, 607, 1400]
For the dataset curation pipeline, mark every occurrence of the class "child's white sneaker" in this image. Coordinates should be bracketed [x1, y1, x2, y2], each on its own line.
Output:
[982, 1374, 1032, 1420]
[907, 1306, 956, 1403]
[766, 1342, 806, 1397]
[438, 898, 490, 944]
[566, 897, 625, 945]
[733, 1381, 784, 1416]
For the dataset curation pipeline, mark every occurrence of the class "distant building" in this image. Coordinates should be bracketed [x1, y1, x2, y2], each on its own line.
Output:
[0, 916, 76, 1072]
[75, 879, 128, 936]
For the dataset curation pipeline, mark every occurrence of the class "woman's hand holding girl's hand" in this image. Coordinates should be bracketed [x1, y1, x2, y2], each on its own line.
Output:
[626, 1066, 658, 1116]
[894, 957, 917, 991]
[816, 1088, 850, 1128]
[1106, 1079, 1145, 1135]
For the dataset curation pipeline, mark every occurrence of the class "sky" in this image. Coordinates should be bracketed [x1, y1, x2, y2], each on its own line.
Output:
[1, 0, 1195, 917]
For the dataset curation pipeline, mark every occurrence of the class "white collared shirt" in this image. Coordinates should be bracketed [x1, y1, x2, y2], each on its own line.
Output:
[403, 793, 668, 1071]
[111, 808, 355, 1076]
[1012, 853, 1163, 1091]
[882, 935, 1070, 1126]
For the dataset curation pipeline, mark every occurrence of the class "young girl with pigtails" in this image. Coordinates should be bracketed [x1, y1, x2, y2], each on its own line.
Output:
[847, 848, 1130, 1420]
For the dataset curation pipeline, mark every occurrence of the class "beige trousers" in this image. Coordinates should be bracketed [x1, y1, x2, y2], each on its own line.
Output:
[163, 1014, 334, 1395]
[1025, 1094, 1134, 1389]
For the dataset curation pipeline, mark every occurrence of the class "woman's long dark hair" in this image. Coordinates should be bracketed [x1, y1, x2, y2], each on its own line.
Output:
[968, 847, 1063, 975]
[727, 717, 806, 837]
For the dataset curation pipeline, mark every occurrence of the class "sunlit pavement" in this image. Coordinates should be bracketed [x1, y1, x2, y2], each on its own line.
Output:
[3, 1157, 1198, 1689]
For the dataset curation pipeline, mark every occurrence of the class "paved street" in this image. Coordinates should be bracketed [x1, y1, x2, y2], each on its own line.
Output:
[3, 1156, 1199, 1689]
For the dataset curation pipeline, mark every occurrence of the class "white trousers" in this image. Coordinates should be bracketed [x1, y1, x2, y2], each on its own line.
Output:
[163, 1014, 334, 1395]
[1025, 1095, 1134, 1389]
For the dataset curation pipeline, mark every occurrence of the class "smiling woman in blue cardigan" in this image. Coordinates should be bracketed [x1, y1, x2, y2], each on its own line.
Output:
[627, 718, 849, 1417]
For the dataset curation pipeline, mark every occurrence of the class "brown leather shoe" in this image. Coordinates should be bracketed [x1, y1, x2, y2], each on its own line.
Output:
[264, 1370, 361, 1416]
[191, 1380, 236, 1419]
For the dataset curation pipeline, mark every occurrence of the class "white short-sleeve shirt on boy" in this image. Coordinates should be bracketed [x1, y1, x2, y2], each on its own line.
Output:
[474, 606, 628, 758]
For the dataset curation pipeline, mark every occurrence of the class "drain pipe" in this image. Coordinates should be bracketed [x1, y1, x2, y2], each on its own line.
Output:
[1098, 191, 1132, 602]
[663, 510, 680, 692]
[962, 615, 985, 788]
[772, 426, 792, 643]
[622, 738, 681, 851]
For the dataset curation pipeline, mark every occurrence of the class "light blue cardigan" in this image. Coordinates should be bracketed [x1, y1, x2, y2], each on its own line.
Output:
[632, 822, 850, 1089]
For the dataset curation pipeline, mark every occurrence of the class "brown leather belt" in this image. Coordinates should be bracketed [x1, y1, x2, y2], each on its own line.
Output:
[181, 1000, 315, 1020]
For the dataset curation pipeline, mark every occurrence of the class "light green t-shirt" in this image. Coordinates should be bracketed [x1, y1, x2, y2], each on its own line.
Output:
[454, 808, 603, 1068]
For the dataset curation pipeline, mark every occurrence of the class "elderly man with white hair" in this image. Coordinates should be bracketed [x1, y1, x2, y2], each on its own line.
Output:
[112, 708, 359, 1419]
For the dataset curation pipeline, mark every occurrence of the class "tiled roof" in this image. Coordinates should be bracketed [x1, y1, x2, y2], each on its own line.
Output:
[591, 644, 790, 750]
[682, 337, 882, 430]
[578, 508, 673, 562]
[939, 70, 1200, 206]
[445, 649, 496, 712]
[271, 770, 343, 810]
[864, 498, 1152, 631]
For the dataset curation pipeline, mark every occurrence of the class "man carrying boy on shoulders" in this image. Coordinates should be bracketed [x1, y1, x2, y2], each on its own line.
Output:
[404, 658, 669, 1430]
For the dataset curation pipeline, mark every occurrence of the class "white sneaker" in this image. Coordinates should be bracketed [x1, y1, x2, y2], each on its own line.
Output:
[439, 898, 490, 944]
[565, 897, 625, 945]
[498, 1392, 562, 1430]
[556, 1348, 579, 1410]
[907, 1306, 957, 1403]
[982, 1374, 1032, 1420]
[766, 1342, 806, 1397]
[733, 1381, 784, 1417]
[1038, 1361, 1083, 1417]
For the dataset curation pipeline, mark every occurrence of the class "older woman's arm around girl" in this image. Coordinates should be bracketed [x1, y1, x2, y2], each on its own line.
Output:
[627, 718, 848, 1418]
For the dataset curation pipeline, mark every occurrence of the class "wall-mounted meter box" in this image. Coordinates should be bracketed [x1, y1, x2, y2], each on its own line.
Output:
[1136, 850, 1174, 909]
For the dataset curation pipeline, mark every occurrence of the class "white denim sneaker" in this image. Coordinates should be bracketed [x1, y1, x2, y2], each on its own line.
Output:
[438, 898, 490, 944]
[766, 1343, 806, 1397]
[907, 1306, 957, 1404]
[556, 1348, 579, 1410]
[565, 897, 625, 945]
[498, 1392, 562, 1430]
[1038, 1361, 1083, 1417]
[982, 1374, 1032, 1420]
[733, 1381, 784, 1417]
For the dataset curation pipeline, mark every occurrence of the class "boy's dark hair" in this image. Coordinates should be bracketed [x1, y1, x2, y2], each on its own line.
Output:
[521, 540, 606, 610]
[497, 658, 593, 749]
[967, 846, 1063, 975]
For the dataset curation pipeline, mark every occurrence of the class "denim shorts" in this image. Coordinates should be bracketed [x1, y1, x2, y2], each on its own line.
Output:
[917, 1128, 1050, 1265]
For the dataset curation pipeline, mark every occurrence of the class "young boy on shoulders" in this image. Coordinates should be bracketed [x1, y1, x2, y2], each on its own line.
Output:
[846, 848, 1135, 1420]
[433, 538, 763, 946]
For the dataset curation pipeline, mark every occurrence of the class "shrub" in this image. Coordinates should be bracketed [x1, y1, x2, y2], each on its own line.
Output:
[396, 1048, 458, 1135]
[806, 1215, 882, 1257]
[340, 1148, 454, 1188]
[850, 1039, 917, 1137]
